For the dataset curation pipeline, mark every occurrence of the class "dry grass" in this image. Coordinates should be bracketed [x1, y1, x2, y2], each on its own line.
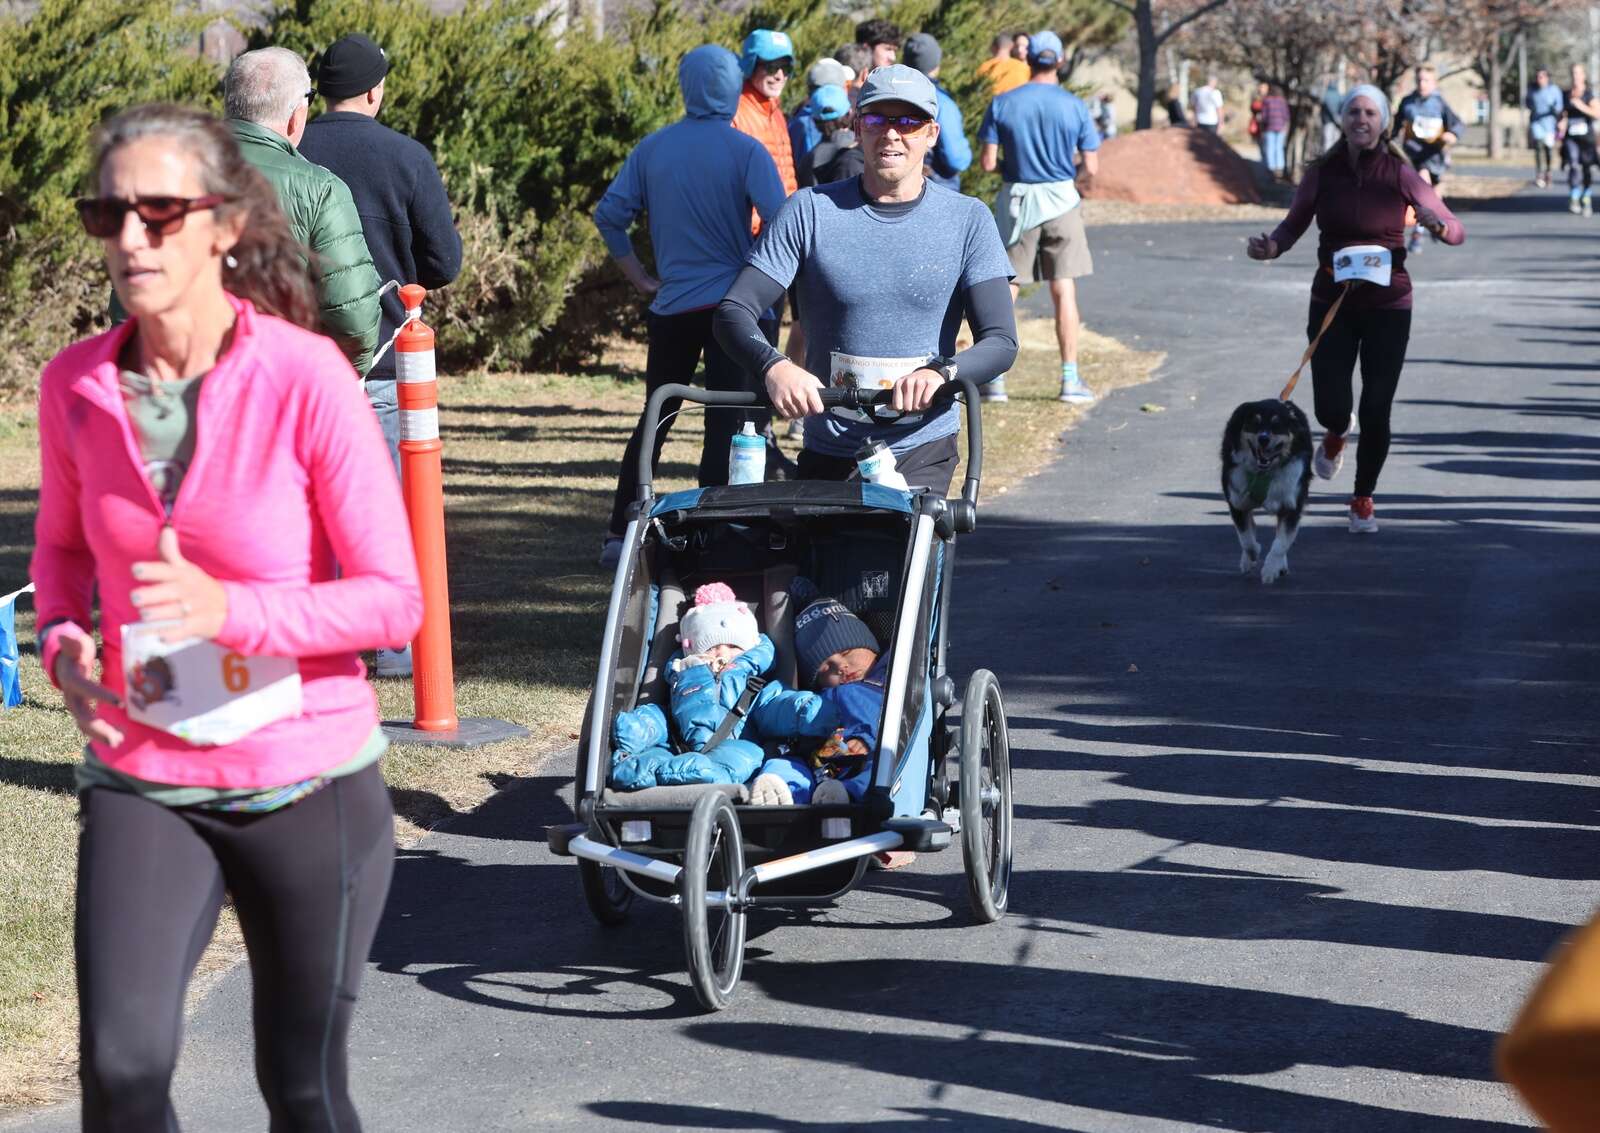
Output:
[0, 312, 1160, 1109]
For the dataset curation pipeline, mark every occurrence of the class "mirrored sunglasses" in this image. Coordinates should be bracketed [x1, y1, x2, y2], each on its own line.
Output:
[859, 112, 932, 133]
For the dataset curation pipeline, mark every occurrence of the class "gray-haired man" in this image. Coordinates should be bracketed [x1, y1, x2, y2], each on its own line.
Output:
[223, 47, 382, 374]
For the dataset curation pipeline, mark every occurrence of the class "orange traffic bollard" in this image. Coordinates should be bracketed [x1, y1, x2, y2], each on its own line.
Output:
[395, 284, 458, 732]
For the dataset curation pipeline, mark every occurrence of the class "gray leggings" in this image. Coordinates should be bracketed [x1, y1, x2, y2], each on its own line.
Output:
[76, 763, 394, 1132]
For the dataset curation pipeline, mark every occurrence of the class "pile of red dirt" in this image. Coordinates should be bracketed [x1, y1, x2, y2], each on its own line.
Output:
[1087, 127, 1262, 206]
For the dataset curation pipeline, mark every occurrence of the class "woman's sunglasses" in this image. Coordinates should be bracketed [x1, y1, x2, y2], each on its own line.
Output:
[75, 194, 230, 238]
[859, 112, 932, 133]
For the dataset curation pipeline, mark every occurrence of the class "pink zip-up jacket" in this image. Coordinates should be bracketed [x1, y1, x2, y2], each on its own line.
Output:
[31, 296, 423, 788]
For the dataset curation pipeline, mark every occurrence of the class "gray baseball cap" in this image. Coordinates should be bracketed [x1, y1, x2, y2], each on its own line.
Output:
[856, 63, 938, 118]
[806, 57, 855, 91]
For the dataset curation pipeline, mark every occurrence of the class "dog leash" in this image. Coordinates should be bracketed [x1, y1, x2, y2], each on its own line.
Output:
[1279, 281, 1353, 401]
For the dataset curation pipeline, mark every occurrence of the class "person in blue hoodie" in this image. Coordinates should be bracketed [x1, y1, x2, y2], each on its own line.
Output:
[903, 32, 971, 192]
[593, 46, 787, 569]
[610, 583, 838, 790]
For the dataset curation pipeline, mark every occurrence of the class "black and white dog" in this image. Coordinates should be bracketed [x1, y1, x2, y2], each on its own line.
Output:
[1220, 399, 1313, 584]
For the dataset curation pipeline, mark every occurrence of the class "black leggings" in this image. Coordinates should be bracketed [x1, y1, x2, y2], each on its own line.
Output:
[76, 763, 394, 1133]
[1307, 301, 1413, 498]
[609, 307, 762, 534]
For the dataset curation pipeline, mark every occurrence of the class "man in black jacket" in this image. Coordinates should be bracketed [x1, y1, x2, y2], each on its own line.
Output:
[300, 33, 463, 480]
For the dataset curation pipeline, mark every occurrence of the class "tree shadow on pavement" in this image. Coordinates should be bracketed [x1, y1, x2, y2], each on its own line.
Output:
[589, 1101, 1079, 1131]
[679, 959, 1524, 1132]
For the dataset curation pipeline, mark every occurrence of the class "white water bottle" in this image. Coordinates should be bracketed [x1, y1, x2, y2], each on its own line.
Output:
[856, 440, 909, 490]
[729, 421, 765, 485]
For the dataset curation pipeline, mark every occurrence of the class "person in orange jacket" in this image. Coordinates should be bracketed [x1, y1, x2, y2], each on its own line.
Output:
[732, 28, 804, 475]
[734, 28, 799, 214]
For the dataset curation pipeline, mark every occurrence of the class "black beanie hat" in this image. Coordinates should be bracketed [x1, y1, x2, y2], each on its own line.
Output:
[793, 593, 879, 685]
[317, 33, 390, 100]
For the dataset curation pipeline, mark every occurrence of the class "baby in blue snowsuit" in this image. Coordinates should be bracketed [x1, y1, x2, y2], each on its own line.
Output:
[610, 582, 838, 791]
[748, 579, 887, 807]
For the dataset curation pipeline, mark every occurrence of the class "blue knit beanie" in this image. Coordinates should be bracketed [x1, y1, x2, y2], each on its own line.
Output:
[792, 577, 879, 685]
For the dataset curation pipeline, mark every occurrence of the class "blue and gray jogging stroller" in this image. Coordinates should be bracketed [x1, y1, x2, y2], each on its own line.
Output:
[547, 381, 1013, 1010]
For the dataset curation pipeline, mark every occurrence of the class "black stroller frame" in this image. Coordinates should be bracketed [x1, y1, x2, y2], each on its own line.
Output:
[547, 380, 1014, 1009]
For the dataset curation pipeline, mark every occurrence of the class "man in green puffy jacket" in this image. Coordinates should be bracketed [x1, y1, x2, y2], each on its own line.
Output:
[223, 47, 381, 374]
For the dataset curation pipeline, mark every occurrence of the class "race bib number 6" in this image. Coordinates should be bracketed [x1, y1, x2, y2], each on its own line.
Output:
[122, 621, 302, 746]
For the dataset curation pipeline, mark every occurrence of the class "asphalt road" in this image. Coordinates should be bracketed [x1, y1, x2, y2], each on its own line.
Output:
[15, 185, 1600, 1131]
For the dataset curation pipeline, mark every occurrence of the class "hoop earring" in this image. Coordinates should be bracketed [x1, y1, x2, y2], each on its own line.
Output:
[224, 253, 238, 269]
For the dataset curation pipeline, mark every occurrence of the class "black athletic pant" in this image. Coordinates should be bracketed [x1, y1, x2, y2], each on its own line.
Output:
[609, 307, 760, 535]
[1307, 300, 1413, 498]
[796, 434, 961, 496]
[76, 763, 394, 1133]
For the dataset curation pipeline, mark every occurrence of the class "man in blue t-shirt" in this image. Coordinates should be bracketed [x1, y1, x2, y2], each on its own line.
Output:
[978, 29, 1101, 405]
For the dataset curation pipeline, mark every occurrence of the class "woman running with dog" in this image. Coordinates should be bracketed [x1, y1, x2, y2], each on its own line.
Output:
[32, 103, 421, 1129]
[1247, 84, 1464, 533]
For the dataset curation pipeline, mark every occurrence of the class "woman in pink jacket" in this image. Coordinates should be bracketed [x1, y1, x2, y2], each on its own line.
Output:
[32, 103, 422, 1131]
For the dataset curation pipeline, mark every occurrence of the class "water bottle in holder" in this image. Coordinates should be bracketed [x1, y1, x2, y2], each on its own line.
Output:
[729, 421, 766, 485]
[856, 440, 909, 490]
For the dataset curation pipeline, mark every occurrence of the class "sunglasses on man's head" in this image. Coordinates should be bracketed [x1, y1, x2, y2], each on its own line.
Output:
[759, 58, 793, 75]
[75, 195, 230, 238]
[859, 112, 932, 132]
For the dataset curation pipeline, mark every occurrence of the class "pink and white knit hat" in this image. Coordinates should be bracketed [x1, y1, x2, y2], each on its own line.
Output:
[679, 582, 759, 654]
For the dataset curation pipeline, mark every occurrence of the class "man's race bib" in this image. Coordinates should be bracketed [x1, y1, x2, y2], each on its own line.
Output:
[122, 622, 301, 746]
[1409, 115, 1445, 143]
[828, 351, 933, 422]
[1333, 244, 1393, 288]
[1569, 119, 1591, 136]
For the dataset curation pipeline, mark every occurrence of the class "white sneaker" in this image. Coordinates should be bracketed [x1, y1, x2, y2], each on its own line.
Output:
[1570, 197, 1584, 215]
[980, 375, 1009, 403]
[1584, 197, 1595, 217]
[1059, 378, 1097, 404]
[1348, 495, 1379, 534]
[749, 773, 793, 806]
[375, 645, 413, 678]
[1313, 432, 1347, 480]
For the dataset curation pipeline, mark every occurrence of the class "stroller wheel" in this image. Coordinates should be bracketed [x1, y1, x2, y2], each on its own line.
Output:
[681, 791, 747, 1010]
[580, 858, 634, 926]
[959, 670, 1014, 922]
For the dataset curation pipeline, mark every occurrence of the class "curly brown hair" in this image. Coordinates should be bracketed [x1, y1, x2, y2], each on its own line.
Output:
[90, 103, 318, 331]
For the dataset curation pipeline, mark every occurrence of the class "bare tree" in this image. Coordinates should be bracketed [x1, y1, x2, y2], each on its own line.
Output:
[1102, 0, 1234, 128]
[1190, 0, 1343, 169]
[1444, 0, 1583, 157]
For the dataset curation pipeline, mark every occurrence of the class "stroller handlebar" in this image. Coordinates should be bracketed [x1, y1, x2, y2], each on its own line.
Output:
[635, 378, 984, 512]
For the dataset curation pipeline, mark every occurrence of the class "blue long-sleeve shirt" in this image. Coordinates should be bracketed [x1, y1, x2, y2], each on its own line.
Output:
[593, 45, 787, 316]
[926, 84, 972, 191]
